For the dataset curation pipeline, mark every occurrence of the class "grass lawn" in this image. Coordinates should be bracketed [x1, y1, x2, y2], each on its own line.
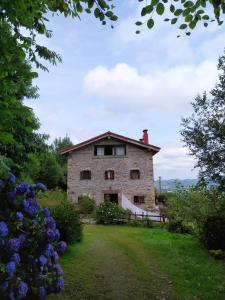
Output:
[49, 225, 225, 300]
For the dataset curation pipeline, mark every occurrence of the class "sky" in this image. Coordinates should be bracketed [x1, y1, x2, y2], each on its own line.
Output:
[26, 1, 225, 180]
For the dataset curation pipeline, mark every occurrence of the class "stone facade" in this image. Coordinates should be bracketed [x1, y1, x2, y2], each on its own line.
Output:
[67, 137, 156, 210]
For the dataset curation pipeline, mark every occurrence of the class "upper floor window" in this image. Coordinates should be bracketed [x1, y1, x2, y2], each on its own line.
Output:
[134, 196, 145, 204]
[130, 169, 140, 179]
[105, 170, 114, 180]
[94, 145, 126, 156]
[80, 170, 91, 180]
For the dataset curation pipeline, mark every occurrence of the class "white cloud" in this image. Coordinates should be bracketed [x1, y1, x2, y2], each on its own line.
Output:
[83, 61, 217, 113]
[154, 146, 198, 179]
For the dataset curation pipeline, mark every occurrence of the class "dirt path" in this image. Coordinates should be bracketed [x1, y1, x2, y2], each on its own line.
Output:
[51, 225, 176, 300]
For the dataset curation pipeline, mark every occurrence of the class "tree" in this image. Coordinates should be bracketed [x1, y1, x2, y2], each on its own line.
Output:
[181, 52, 225, 190]
[0, 0, 117, 71]
[136, 0, 225, 36]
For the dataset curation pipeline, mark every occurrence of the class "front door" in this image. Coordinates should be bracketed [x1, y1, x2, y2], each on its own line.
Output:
[104, 193, 118, 204]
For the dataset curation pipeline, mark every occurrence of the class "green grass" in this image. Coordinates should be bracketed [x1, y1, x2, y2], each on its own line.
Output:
[49, 225, 225, 300]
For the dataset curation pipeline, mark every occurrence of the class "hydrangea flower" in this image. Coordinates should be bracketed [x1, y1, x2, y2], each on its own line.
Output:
[16, 182, 29, 195]
[6, 261, 17, 276]
[16, 212, 23, 221]
[12, 253, 21, 266]
[0, 174, 66, 299]
[17, 281, 28, 299]
[0, 221, 8, 237]
[8, 173, 16, 185]
[58, 241, 67, 253]
[36, 183, 46, 191]
[38, 255, 48, 266]
[8, 238, 21, 252]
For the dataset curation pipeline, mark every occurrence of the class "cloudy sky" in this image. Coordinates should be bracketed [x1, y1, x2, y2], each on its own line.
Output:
[26, 1, 225, 180]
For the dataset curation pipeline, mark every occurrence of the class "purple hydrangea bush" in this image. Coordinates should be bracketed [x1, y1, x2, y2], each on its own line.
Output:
[0, 174, 67, 299]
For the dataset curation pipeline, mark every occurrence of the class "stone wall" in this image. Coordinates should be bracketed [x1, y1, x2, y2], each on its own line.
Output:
[67, 137, 156, 210]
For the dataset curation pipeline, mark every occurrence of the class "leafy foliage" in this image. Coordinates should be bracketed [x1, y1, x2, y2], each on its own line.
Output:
[136, 0, 225, 35]
[51, 202, 83, 244]
[96, 200, 127, 224]
[165, 187, 225, 249]
[181, 53, 225, 190]
[0, 173, 67, 299]
[78, 195, 96, 214]
[0, 0, 117, 71]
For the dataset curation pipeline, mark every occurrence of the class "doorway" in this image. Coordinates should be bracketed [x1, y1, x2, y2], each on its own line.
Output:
[104, 193, 118, 204]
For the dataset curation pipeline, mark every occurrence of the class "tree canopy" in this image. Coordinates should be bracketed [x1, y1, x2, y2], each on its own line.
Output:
[181, 52, 225, 190]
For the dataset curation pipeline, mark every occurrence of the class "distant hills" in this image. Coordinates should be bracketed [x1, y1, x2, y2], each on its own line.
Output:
[154, 179, 198, 192]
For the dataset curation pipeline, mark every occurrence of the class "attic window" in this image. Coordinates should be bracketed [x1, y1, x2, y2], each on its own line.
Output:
[130, 169, 140, 179]
[134, 196, 145, 204]
[94, 145, 126, 156]
[80, 170, 91, 180]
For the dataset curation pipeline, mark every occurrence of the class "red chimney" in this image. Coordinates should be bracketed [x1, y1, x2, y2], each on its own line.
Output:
[142, 129, 149, 144]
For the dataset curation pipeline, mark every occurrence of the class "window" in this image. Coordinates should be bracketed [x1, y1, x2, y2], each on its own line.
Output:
[80, 170, 91, 180]
[105, 170, 114, 180]
[130, 169, 140, 179]
[134, 196, 145, 204]
[94, 145, 126, 156]
[115, 146, 126, 156]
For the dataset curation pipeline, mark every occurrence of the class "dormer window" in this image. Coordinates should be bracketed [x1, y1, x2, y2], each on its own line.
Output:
[94, 145, 126, 156]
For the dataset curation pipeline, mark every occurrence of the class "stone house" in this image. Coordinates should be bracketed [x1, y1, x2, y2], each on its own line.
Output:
[61, 130, 160, 210]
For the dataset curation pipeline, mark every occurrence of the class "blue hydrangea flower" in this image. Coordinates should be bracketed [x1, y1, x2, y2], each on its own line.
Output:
[54, 264, 63, 276]
[18, 234, 26, 246]
[16, 212, 24, 221]
[56, 277, 64, 291]
[38, 286, 47, 300]
[42, 208, 50, 217]
[58, 241, 67, 253]
[55, 229, 60, 240]
[36, 183, 46, 191]
[11, 253, 21, 266]
[17, 281, 28, 299]
[44, 243, 54, 257]
[39, 255, 48, 266]
[22, 199, 39, 216]
[8, 173, 16, 185]
[16, 182, 29, 195]
[6, 261, 16, 276]
[0, 221, 8, 238]
[27, 189, 35, 198]
[52, 251, 59, 261]
[8, 238, 21, 252]
[46, 228, 55, 241]
[45, 216, 56, 230]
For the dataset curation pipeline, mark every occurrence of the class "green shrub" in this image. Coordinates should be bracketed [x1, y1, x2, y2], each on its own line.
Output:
[51, 202, 82, 244]
[167, 219, 191, 234]
[200, 215, 225, 250]
[131, 218, 153, 228]
[78, 195, 96, 214]
[157, 193, 168, 204]
[96, 200, 127, 224]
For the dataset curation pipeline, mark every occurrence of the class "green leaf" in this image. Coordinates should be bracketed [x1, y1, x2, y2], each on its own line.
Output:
[202, 15, 209, 20]
[135, 21, 143, 26]
[76, 2, 83, 13]
[94, 8, 100, 18]
[170, 4, 175, 13]
[186, 31, 191, 35]
[146, 5, 154, 13]
[164, 18, 170, 21]
[147, 18, 154, 29]
[180, 23, 188, 29]
[136, 30, 141, 34]
[171, 17, 178, 24]
[141, 7, 147, 16]
[174, 9, 183, 16]
[184, 1, 194, 7]
[189, 20, 197, 29]
[151, 0, 159, 5]
[156, 3, 165, 15]
[204, 22, 208, 27]
[185, 15, 193, 22]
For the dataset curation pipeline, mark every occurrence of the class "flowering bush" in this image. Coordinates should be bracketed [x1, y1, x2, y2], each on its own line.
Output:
[0, 174, 67, 299]
[96, 200, 127, 224]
